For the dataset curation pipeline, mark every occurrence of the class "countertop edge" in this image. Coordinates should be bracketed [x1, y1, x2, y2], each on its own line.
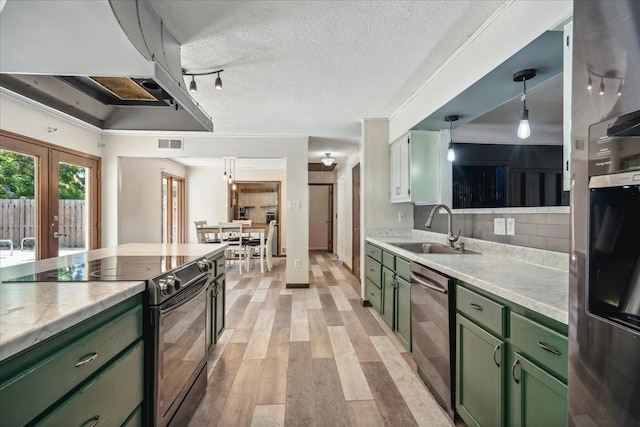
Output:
[367, 237, 569, 325]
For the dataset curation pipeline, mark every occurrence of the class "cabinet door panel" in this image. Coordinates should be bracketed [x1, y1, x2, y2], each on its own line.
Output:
[510, 351, 567, 427]
[381, 267, 395, 329]
[456, 314, 505, 427]
[395, 275, 411, 351]
[215, 276, 226, 342]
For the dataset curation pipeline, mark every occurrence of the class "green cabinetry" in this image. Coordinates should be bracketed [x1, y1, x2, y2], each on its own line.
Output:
[390, 130, 441, 204]
[207, 252, 226, 351]
[0, 295, 144, 427]
[365, 242, 411, 351]
[455, 283, 568, 427]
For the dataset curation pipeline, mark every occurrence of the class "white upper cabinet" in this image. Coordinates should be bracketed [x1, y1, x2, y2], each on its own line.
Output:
[390, 130, 441, 204]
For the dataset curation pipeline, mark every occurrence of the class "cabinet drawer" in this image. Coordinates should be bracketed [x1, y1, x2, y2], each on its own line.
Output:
[457, 285, 506, 337]
[365, 279, 382, 313]
[366, 243, 383, 262]
[382, 251, 395, 269]
[510, 312, 568, 380]
[0, 304, 142, 426]
[365, 257, 382, 285]
[214, 254, 225, 277]
[37, 341, 144, 427]
[395, 257, 411, 281]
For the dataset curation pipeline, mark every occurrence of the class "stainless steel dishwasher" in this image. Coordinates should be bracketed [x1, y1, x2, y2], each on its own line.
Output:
[410, 262, 455, 421]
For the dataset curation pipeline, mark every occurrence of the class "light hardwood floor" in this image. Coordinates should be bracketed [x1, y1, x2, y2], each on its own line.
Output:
[190, 252, 452, 427]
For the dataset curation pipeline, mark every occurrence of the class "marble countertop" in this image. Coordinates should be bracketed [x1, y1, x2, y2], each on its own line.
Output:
[366, 233, 568, 325]
[0, 243, 227, 362]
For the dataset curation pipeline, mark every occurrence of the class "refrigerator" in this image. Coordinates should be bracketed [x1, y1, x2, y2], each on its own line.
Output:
[569, 1, 640, 426]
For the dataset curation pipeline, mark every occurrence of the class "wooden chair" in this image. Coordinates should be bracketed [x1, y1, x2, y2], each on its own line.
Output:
[219, 222, 249, 273]
[194, 220, 220, 243]
[246, 220, 276, 271]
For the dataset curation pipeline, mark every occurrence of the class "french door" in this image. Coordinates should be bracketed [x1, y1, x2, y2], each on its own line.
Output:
[0, 130, 100, 261]
[162, 173, 184, 243]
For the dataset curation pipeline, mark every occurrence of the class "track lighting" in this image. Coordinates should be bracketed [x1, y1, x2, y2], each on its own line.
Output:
[321, 153, 336, 166]
[617, 80, 623, 96]
[182, 69, 224, 93]
[599, 78, 605, 95]
[444, 115, 459, 162]
[513, 69, 536, 140]
[587, 75, 592, 91]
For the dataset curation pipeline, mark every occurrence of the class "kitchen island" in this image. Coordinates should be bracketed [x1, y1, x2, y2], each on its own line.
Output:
[0, 243, 226, 427]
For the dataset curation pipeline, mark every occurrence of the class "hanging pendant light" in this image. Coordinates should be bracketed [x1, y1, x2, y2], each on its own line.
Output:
[215, 71, 223, 90]
[222, 157, 228, 181]
[513, 69, 536, 140]
[444, 115, 459, 162]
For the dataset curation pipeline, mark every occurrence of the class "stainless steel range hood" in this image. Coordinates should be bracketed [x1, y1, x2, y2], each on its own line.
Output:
[0, 0, 213, 132]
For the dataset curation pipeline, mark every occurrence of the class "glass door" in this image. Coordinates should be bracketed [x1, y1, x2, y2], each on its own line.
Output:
[0, 131, 100, 264]
[162, 174, 184, 243]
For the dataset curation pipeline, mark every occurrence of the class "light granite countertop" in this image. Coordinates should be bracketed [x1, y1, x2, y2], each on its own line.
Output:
[367, 230, 569, 325]
[0, 243, 227, 362]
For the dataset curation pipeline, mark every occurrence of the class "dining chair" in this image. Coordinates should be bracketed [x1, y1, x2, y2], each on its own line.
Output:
[219, 222, 249, 273]
[194, 220, 220, 243]
[246, 220, 276, 271]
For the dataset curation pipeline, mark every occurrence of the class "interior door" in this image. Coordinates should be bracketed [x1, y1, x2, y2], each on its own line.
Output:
[162, 174, 185, 243]
[352, 163, 361, 279]
[309, 184, 333, 251]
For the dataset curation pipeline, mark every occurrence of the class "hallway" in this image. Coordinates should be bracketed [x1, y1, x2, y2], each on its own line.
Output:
[190, 253, 451, 427]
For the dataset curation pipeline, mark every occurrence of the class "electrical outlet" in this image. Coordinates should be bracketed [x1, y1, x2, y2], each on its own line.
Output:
[494, 218, 506, 235]
[506, 218, 515, 235]
[294, 259, 301, 268]
[398, 211, 405, 222]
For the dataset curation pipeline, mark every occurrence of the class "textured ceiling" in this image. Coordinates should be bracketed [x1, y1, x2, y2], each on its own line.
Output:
[148, 0, 505, 160]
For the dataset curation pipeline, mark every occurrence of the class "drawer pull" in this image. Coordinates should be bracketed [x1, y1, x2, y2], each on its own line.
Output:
[75, 352, 99, 367]
[512, 359, 520, 384]
[469, 303, 483, 311]
[537, 341, 562, 356]
[492, 344, 501, 367]
[84, 415, 100, 427]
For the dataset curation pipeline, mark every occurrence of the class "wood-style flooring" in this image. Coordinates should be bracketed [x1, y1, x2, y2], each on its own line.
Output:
[190, 252, 452, 427]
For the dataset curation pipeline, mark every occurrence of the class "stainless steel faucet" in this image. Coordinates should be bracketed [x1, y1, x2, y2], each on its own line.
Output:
[425, 204, 461, 247]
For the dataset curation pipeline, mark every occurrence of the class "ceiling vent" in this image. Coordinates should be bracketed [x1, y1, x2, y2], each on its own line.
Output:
[158, 138, 184, 150]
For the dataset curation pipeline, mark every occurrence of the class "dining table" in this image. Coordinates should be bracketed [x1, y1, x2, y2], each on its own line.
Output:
[199, 223, 269, 273]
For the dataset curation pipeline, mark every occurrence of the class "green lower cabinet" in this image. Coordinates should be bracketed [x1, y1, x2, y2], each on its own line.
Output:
[207, 282, 216, 351]
[381, 267, 395, 329]
[456, 314, 505, 427]
[509, 351, 567, 427]
[215, 274, 226, 342]
[395, 275, 411, 350]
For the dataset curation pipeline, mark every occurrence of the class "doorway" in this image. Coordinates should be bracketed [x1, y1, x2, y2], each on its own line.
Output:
[352, 163, 361, 280]
[309, 183, 333, 252]
[162, 173, 185, 243]
[0, 130, 100, 262]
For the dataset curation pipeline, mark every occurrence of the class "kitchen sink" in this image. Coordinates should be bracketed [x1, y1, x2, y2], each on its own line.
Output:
[390, 242, 479, 255]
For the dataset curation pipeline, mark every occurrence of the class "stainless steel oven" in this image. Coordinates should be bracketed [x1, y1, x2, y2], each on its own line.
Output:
[147, 258, 214, 427]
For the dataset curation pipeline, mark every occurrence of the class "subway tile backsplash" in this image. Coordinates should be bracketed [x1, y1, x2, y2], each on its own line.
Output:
[414, 205, 570, 253]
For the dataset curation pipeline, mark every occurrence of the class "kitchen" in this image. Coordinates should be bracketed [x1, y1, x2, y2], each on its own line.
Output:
[1, 1, 639, 426]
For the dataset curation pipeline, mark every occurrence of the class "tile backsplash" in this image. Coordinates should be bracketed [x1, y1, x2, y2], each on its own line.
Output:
[414, 205, 570, 253]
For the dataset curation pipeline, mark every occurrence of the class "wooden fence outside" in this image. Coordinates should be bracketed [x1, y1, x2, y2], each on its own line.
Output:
[0, 199, 85, 248]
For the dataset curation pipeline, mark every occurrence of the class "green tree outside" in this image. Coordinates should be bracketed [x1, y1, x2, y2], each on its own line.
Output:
[0, 150, 86, 199]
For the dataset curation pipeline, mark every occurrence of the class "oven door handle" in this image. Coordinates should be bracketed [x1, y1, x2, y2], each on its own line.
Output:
[160, 277, 209, 314]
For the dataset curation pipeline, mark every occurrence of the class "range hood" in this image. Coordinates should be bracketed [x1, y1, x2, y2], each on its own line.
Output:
[0, 0, 213, 132]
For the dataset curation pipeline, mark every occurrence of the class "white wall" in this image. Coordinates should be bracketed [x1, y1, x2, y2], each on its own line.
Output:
[102, 133, 309, 285]
[0, 91, 102, 156]
[335, 149, 360, 270]
[118, 157, 186, 243]
[389, 0, 573, 141]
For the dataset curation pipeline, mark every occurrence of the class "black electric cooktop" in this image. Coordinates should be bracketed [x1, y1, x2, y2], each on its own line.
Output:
[7, 255, 202, 282]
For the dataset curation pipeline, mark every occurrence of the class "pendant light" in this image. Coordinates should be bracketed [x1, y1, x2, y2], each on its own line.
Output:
[444, 115, 459, 162]
[222, 157, 228, 181]
[513, 69, 536, 140]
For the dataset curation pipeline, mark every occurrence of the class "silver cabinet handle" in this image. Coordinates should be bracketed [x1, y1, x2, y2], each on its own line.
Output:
[492, 344, 501, 367]
[410, 272, 447, 294]
[537, 341, 562, 355]
[75, 352, 99, 367]
[512, 359, 520, 384]
[84, 415, 100, 427]
[469, 303, 483, 311]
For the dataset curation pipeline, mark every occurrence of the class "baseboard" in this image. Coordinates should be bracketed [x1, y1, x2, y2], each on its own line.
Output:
[286, 283, 309, 289]
[342, 261, 353, 274]
[361, 298, 372, 307]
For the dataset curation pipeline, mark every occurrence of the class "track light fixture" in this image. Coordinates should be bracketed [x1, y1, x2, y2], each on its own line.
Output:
[444, 115, 459, 162]
[513, 69, 536, 140]
[321, 153, 336, 166]
[586, 68, 624, 96]
[182, 68, 224, 93]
